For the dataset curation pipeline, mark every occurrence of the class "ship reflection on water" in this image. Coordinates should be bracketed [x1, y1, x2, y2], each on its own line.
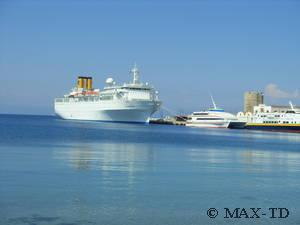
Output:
[187, 148, 300, 174]
[2, 115, 300, 225]
[54, 143, 155, 172]
[54, 128, 300, 177]
[48, 129, 300, 224]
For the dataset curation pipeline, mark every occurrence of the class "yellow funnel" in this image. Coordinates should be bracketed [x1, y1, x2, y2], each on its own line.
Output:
[87, 77, 93, 90]
[77, 76, 84, 88]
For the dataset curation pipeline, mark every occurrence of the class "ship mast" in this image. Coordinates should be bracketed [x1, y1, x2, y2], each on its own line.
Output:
[289, 101, 295, 110]
[131, 63, 140, 84]
[210, 94, 217, 109]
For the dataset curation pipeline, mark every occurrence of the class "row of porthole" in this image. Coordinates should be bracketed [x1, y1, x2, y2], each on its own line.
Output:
[263, 121, 298, 124]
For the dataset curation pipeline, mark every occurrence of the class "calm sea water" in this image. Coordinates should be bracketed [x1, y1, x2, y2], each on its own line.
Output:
[1, 114, 300, 225]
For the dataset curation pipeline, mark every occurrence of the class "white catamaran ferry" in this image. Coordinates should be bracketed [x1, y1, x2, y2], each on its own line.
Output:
[186, 97, 238, 128]
[54, 65, 161, 123]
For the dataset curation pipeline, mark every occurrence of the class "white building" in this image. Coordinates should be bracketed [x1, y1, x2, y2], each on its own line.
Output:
[253, 104, 272, 114]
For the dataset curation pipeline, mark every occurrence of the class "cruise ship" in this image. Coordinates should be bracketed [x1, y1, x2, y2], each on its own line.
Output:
[244, 102, 300, 132]
[54, 65, 161, 123]
[186, 97, 238, 128]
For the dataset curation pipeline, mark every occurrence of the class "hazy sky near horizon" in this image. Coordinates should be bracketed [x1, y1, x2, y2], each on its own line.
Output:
[0, 0, 300, 115]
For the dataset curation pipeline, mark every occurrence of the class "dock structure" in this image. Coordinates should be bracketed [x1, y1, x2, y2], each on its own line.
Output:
[150, 115, 187, 126]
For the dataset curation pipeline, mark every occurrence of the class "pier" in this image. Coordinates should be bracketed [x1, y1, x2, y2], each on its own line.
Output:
[150, 116, 187, 126]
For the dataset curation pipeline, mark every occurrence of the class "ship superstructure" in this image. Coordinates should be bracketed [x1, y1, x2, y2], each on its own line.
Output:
[54, 65, 161, 123]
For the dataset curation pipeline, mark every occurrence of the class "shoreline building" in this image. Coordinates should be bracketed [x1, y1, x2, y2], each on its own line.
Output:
[244, 91, 264, 113]
[253, 104, 300, 114]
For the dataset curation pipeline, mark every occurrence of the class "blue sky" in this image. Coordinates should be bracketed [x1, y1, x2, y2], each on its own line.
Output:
[0, 0, 299, 115]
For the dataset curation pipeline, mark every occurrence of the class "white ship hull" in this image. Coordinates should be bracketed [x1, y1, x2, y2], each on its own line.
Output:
[186, 121, 230, 128]
[55, 64, 161, 123]
[55, 100, 161, 123]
